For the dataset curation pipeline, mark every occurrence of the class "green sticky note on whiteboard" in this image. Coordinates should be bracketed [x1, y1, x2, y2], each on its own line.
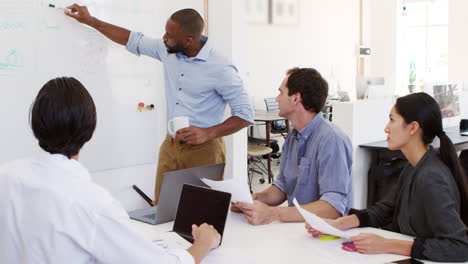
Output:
[318, 236, 341, 241]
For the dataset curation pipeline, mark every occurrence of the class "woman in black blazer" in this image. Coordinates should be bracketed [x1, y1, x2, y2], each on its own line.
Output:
[306, 93, 468, 262]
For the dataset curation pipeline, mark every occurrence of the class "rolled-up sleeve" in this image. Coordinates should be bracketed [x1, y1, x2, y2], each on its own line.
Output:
[126, 31, 167, 62]
[215, 65, 254, 123]
[273, 171, 286, 193]
[317, 134, 352, 216]
[320, 192, 348, 216]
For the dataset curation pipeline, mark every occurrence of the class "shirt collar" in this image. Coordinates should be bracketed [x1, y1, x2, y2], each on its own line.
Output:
[177, 35, 211, 62]
[38, 150, 91, 181]
[293, 113, 324, 140]
[412, 147, 436, 170]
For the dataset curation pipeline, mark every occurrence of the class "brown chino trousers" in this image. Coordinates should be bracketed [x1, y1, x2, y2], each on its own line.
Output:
[153, 135, 226, 204]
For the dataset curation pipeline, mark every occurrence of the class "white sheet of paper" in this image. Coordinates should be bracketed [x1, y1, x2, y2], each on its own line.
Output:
[201, 178, 253, 204]
[152, 231, 192, 250]
[293, 198, 351, 239]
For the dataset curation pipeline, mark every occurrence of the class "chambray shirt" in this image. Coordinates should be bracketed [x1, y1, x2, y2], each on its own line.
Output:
[273, 114, 353, 215]
[126, 32, 253, 134]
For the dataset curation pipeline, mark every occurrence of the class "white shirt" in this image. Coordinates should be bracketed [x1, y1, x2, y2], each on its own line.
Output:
[0, 152, 194, 264]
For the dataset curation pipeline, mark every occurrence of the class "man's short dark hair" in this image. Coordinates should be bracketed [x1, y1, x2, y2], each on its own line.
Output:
[170, 8, 204, 36]
[30, 77, 96, 158]
[286, 68, 328, 114]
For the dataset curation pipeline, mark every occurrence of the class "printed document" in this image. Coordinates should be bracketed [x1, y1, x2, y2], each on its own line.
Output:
[201, 178, 254, 204]
[293, 198, 351, 239]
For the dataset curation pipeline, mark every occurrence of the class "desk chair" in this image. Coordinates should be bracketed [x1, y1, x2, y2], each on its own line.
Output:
[264, 98, 288, 137]
[263, 98, 287, 165]
[322, 103, 333, 121]
[247, 145, 273, 193]
[247, 135, 278, 165]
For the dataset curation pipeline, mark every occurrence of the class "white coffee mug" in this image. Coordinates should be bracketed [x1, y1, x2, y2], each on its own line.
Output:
[168, 116, 190, 135]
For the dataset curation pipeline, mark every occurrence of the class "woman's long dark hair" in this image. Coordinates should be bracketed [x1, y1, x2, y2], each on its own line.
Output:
[395, 92, 468, 227]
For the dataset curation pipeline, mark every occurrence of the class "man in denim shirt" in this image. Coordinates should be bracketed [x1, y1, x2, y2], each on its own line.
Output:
[235, 68, 353, 225]
[66, 6, 253, 204]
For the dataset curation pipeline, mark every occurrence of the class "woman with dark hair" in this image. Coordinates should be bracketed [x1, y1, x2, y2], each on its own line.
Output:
[0, 77, 220, 264]
[306, 93, 468, 262]
[30, 77, 97, 159]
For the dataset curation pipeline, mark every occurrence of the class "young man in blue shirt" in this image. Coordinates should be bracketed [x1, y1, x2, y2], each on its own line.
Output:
[65, 6, 254, 204]
[235, 68, 353, 225]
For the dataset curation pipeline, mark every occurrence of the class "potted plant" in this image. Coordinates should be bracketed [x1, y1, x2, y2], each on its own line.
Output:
[408, 61, 416, 93]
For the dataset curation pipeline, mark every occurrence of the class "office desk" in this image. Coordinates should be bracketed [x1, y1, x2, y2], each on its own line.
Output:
[360, 127, 468, 206]
[130, 212, 458, 264]
[253, 110, 290, 183]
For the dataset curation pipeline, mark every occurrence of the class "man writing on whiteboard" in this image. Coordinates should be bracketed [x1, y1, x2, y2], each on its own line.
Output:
[65, 5, 253, 205]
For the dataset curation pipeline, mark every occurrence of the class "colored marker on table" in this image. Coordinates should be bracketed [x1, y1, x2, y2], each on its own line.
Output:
[48, 3, 72, 12]
[341, 241, 357, 252]
[318, 235, 341, 241]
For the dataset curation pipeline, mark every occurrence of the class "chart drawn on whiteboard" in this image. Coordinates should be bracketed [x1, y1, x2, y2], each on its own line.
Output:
[0, 50, 23, 76]
[0, 0, 35, 31]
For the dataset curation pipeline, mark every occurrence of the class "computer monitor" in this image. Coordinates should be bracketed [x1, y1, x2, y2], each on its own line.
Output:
[424, 82, 461, 128]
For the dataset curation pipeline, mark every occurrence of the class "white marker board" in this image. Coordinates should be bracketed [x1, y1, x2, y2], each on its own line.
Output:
[0, 0, 205, 171]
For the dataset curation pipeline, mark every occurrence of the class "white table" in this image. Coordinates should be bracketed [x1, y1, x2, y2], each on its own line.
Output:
[130, 212, 461, 264]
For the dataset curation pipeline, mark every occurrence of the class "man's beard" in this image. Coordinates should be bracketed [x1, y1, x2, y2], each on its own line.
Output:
[166, 43, 186, 54]
[167, 47, 180, 54]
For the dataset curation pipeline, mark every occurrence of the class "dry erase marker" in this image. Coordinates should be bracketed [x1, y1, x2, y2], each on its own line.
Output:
[132, 185, 154, 206]
[48, 3, 71, 12]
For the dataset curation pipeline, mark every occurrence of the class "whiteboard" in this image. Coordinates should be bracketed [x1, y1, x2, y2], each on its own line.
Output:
[0, 0, 204, 172]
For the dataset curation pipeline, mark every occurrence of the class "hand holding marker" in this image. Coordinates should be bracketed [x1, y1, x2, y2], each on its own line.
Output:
[48, 3, 72, 12]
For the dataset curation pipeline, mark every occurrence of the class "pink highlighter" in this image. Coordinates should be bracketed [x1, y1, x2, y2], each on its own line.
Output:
[341, 241, 358, 252]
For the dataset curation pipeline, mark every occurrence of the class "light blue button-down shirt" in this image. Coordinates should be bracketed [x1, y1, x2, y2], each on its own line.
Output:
[126, 32, 253, 134]
[273, 114, 354, 216]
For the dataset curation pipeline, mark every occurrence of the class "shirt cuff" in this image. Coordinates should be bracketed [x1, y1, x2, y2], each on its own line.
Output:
[273, 181, 285, 193]
[320, 192, 347, 216]
[126, 31, 143, 56]
[348, 208, 371, 227]
[410, 237, 426, 260]
[166, 248, 195, 264]
[232, 108, 254, 124]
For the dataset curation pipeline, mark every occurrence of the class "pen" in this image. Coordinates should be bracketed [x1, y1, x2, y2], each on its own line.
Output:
[132, 185, 154, 206]
[48, 3, 72, 12]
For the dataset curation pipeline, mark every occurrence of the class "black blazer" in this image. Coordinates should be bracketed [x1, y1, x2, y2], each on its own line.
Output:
[351, 148, 468, 262]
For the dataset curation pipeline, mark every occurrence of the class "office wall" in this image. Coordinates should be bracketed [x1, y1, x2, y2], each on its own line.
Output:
[448, 0, 468, 84]
[362, 0, 399, 95]
[246, 0, 360, 108]
[365, 0, 468, 108]
[209, 0, 249, 186]
[245, 0, 408, 103]
[333, 99, 394, 209]
[449, 0, 468, 118]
